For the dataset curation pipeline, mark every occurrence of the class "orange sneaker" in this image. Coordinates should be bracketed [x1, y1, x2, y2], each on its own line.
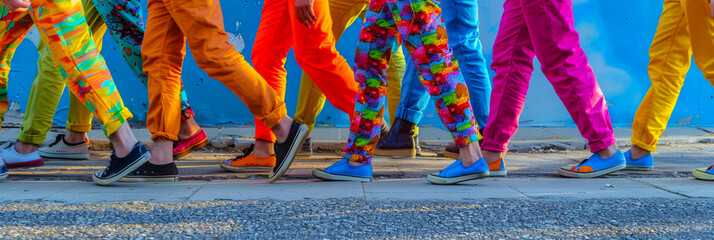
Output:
[219, 145, 275, 172]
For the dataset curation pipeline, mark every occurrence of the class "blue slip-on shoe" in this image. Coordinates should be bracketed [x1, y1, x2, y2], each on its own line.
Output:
[558, 150, 626, 178]
[624, 150, 654, 171]
[312, 158, 372, 182]
[0, 160, 7, 180]
[692, 164, 714, 181]
[427, 158, 490, 185]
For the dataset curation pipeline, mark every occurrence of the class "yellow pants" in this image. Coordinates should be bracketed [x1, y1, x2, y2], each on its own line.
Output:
[632, 0, 714, 152]
[293, 0, 406, 132]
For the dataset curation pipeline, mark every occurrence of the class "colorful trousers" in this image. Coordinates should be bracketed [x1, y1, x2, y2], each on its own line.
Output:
[481, 0, 616, 153]
[632, 0, 714, 152]
[345, 0, 481, 163]
[251, 0, 359, 142]
[0, 0, 195, 144]
[143, 0, 286, 141]
[0, 0, 132, 136]
[293, 0, 406, 131]
[395, 0, 490, 128]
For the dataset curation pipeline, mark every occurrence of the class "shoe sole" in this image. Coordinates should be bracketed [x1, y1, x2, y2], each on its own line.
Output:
[426, 171, 490, 185]
[173, 139, 208, 160]
[92, 151, 151, 186]
[268, 124, 309, 183]
[0, 172, 7, 180]
[558, 162, 626, 178]
[624, 165, 654, 171]
[312, 168, 371, 182]
[443, 150, 459, 160]
[489, 170, 507, 177]
[373, 148, 416, 159]
[219, 163, 273, 172]
[38, 152, 89, 160]
[6, 159, 45, 169]
[119, 175, 179, 182]
[693, 169, 714, 181]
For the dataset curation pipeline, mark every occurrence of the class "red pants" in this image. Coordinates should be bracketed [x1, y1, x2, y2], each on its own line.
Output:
[251, 0, 358, 142]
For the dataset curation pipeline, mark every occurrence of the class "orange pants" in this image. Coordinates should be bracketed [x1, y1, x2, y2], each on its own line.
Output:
[251, 0, 358, 142]
[143, 0, 287, 141]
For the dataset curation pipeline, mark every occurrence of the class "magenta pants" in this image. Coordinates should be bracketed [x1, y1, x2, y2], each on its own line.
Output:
[481, 0, 616, 153]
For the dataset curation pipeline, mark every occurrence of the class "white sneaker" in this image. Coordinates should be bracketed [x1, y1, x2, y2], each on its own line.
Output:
[38, 134, 90, 160]
[1, 144, 44, 169]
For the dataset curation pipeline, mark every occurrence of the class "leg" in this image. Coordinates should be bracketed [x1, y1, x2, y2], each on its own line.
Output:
[0, 11, 34, 128]
[30, 0, 149, 185]
[630, 0, 690, 159]
[384, 45, 405, 123]
[293, 0, 367, 132]
[162, 0, 306, 183]
[522, 0, 617, 155]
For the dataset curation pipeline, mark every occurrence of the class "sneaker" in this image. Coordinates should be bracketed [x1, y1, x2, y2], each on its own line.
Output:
[693, 165, 714, 181]
[624, 150, 654, 171]
[92, 142, 151, 186]
[558, 150, 626, 178]
[488, 158, 508, 177]
[0, 160, 7, 180]
[297, 137, 312, 156]
[120, 162, 179, 182]
[173, 129, 208, 160]
[38, 134, 89, 160]
[312, 158, 372, 182]
[427, 158, 490, 185]
[268, 120, 309, 183]
[443, 143, 459, 160]
[219, 144, 275, 172]
[1, 144, 44, 168]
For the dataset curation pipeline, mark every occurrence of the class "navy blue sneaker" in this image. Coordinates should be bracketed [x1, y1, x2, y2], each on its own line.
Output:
[558, 150, 626, 178]
[92, 142, 151, 186]
[312, 158, 372, 182]
[624, 150, 654, 171]
[0, 160, 7, 180]
[427, 158, 490, 185]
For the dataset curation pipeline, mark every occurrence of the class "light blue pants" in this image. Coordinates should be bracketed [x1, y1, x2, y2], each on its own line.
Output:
[394, 0, 491, 128]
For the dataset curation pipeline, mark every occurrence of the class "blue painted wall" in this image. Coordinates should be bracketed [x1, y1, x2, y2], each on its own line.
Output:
[6, 0, 714, 129]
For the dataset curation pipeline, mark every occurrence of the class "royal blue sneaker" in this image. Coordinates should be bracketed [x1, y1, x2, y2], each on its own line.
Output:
[692, 164, 714, 181]
[312, 158, 372, 182]
[427, 158, 490, 185]
[0, 160, 7, 180]
[624, 150, 654, 171]
[558, 150, 626, 178]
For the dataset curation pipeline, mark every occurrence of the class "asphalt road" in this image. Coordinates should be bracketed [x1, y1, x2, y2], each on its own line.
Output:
[0, 198, 712, 239]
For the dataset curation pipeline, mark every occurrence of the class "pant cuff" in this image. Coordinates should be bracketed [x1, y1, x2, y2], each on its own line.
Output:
[257, 102, 287, 129]
[481, 139, 508, 153]
[587, 134, 618, 153]
[152, 132, 179, 141]
[102, 108, 133, 137]
[395, 106, 422, 125]
[17, 133, 46, 146]
[630, 137, 657, 153]
[66, 122, 92, 133]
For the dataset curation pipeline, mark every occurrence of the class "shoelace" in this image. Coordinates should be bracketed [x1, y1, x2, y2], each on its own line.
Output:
[230, 144, 255, 162]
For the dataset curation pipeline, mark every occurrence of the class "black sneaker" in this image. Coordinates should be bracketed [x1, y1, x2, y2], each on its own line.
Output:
[92, 142, 151, 186]
[120, 162, 179, 182]
[268, 120, 309, 183]
[298, 137, 312, 156]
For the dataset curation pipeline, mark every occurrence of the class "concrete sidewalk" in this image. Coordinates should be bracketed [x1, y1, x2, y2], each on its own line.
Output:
[2, 125, 714, 152]
[1, 177, 711, 203]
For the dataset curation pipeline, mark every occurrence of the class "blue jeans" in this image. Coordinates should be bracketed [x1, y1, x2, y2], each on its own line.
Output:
[394, 0, 491, 128]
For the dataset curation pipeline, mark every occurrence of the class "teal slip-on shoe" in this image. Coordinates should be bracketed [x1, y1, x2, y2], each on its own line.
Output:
[427, 158, 490, 185]
[692, 164, 714, 181]
[312, 158, 372, 182]
[624, 150, 654, 171]
[558, 150, 626, 178]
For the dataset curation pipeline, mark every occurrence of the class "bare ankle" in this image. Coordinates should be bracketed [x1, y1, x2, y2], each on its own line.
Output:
[596, 144, 619, 159]
[630, 145, 650, 159]
[65, 130, 87, 144]
[483, 150, 505, 163]
[458, 142, 483, 166]
[14, 140, 38, 154]
[253, 139, 275, 157]
[271, 116, 293, 144]
[149, 140, 173, 165]
[178, 117, 201, 139]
